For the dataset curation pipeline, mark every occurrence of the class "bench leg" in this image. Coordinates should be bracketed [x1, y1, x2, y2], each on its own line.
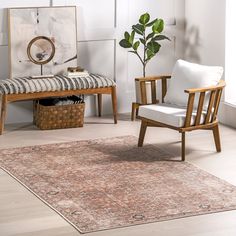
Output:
[97, 94, 102, 117]
[181, 132, 186, 161]
[111, 86, 117, 124]
[0, 95, 7, 135]
[33, 100, 38, 125]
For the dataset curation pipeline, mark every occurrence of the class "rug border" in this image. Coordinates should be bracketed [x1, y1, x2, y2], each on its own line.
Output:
[0, 166, 83, 234]
[2, 163, 236, 234]
[0, 135, 137, 151]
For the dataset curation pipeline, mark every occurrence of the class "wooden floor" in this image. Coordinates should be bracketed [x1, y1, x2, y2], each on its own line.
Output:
[1, 114, 236, 236]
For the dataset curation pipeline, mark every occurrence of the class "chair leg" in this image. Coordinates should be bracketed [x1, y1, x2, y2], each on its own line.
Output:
[111, 86, 117, 124]
[0, 95, 7, 135]
[136, 106, 139, 118]
[131, 103, 136, 121]
[181, 132, 186, 161]
[131, 103, 140, 121]
[212, 124, 221, 152]
[138, 120, 148, 147]
[97, 94, 102, 117]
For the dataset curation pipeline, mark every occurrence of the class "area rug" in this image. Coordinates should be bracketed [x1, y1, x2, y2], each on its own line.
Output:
[1, 136, 236, 233]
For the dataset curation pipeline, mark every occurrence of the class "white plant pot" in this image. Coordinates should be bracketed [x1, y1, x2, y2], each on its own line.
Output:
[135, 80, 152, 104]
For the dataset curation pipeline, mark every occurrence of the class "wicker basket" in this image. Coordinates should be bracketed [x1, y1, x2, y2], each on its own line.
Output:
[35, 102, 85, 130]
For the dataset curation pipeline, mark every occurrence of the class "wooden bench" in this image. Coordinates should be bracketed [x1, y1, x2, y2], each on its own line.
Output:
[0, 74, 117, 134]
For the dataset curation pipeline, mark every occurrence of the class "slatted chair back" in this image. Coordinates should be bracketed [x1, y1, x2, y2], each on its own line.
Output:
[184, 80, 225, 128]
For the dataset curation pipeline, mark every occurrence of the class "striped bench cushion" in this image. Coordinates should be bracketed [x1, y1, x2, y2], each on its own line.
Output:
[0, 74, 115, 95]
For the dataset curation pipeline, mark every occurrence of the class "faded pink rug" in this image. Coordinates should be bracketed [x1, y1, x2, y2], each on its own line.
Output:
[1, 136, 236, 233]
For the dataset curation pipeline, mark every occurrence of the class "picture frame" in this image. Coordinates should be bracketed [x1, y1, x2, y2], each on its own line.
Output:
[8, 6, 78, 78]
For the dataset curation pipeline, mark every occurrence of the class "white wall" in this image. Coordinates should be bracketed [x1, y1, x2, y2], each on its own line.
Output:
[184, 0, 235, 127]
[184, 0, 225, 66]
[221, 0, 236, 128]
[0, 0, 185, 124]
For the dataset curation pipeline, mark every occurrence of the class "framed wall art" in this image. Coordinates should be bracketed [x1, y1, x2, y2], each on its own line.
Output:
[8, 6, 78, 78]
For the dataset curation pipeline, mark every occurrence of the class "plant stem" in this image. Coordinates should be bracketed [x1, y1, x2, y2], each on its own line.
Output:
[135, 51, 144, 65]
[143, 28, 146, 77]
[134, 51, 145, 77]
[135, 50, 145, 77]
[143, 64, 146, 77]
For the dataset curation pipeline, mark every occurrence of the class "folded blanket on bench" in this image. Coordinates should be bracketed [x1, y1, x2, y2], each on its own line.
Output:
[0, 74, 115, 95]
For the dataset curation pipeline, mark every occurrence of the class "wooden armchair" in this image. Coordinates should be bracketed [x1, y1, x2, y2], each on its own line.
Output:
[137, 75, 226, 161]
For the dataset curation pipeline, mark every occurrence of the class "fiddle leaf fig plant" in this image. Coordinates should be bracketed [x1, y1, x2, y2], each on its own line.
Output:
[119, 13, 170, 77]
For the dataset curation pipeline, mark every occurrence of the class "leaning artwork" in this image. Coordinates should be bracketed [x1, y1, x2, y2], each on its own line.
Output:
[8, 6, 77, 78]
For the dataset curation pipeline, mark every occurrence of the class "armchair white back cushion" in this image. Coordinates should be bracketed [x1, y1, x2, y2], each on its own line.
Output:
[164, 60, 224, 109]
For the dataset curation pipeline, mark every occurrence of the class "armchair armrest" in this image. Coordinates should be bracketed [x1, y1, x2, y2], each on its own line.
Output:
[136, 75, 171, 104]
[184, 80, 226, 128]
[184, 80, 226, 94]
[135, 75, 171, 82]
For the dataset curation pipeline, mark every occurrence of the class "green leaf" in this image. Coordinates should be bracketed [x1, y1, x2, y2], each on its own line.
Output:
[146, 18, 157, 27]
[146, 32, 155, 41]
[124, 32, 130, 41]
[119, 39, 132, 48]
[129, 30, 135, 44]
[132, 24, 145, 35]
[152, 19, 164, 33]
[133, 41, 140, 51]
[153, 35, 170, 41]
[139, 13, 150, 25]
[147, 41, 161, 54]
[139, 38, 145, 45]
[146, 49, 155, 61]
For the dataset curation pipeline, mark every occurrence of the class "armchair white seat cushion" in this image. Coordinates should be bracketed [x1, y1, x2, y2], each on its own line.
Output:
[139, 103, 206, 127]
[165, 60, 224, 109]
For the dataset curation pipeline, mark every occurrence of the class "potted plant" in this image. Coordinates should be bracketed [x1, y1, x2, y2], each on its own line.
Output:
[119, 12, 170, 106]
